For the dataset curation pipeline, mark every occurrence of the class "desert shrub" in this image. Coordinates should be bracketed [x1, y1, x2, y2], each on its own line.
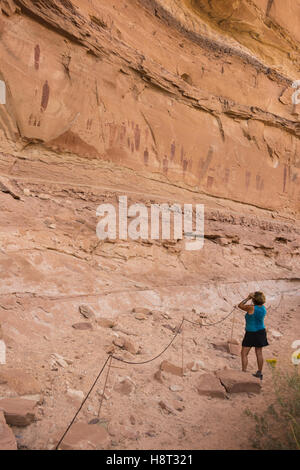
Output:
[245, 366, 300, 450]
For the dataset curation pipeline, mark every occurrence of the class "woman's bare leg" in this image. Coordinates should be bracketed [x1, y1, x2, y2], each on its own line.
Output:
[255, 347, 264, 372]
[241, 346, 251, 372]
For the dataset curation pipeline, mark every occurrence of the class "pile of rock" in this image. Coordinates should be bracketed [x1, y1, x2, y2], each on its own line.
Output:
[0, 368, 41, 450]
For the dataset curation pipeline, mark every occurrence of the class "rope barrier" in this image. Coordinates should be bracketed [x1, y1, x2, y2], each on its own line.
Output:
[54, 298, 276, 449]
[184, 306, 236, 327]
[54, 319, 187, 448]
[112, 317, 185, 365]
[97, 354, 113, 420]
[55, 354, 111, 450]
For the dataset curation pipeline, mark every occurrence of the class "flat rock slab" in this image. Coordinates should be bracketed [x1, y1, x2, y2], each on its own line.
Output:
[58, 422, 110, 450]
[72, 322, 93, 330]
[0, 410, 17, 450]
[197, 373, 226, 399]
[0, 369, 41, 395]
[216, 370, 262, 394]
[0, 398, 36, 427]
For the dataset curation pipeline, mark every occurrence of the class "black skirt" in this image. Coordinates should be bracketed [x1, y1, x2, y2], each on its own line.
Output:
[242, 329, 269, 348]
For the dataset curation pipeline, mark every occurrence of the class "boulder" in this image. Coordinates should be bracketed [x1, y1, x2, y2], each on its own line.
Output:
[197, 373, 226, 398]
[0, 410, 17, 450]
[0, 398, 36, 426]
[160, 360, 183, 377]
[79, 305, 95, 320]
[57, 422, 110, 450]
[216, 370, 262, 394]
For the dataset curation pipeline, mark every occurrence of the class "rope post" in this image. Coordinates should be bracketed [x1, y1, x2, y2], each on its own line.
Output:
[97, 354, 113, 420]
[55, 354, 111, 450]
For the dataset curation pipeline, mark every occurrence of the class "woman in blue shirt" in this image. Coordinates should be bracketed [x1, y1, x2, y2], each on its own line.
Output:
[238, 291, 268, 380]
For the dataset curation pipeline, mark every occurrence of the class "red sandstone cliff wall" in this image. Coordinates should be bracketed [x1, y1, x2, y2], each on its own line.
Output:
[0, 0, 299, 213]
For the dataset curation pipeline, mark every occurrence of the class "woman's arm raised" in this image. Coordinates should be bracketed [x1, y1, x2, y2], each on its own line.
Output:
[238, 293, 255, 314]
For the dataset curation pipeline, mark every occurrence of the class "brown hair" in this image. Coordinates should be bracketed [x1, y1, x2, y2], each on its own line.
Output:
[252, 291, 266, 305]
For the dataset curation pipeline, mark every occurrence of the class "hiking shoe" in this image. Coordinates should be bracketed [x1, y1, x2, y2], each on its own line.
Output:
[253, 371, 263, 380]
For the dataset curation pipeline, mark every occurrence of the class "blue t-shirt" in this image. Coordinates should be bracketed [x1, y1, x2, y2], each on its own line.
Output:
[245, 305, 266, 332]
